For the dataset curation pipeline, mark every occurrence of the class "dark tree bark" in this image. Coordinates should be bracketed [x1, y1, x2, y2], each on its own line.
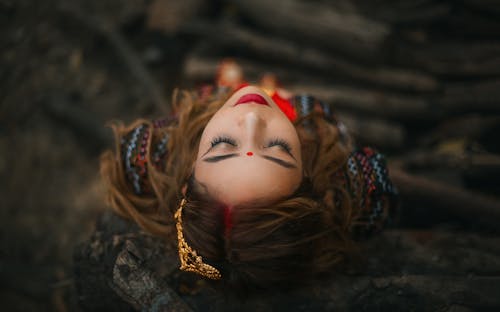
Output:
[75, 212, 500, 311]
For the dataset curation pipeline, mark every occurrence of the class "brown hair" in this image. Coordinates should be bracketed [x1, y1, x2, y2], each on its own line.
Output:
[100, 89, 359, 290]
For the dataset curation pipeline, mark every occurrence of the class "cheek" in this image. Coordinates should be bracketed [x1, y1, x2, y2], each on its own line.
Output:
[194, 160, 212, 183]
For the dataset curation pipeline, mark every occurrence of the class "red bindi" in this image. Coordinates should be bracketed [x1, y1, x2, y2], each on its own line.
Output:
[246, 152, 253, 156]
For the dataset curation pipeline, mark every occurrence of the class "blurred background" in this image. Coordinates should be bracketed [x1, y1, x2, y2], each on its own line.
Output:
[2, 0, 500, 310]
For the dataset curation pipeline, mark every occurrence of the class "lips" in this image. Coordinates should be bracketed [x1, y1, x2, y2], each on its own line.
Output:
[234, 93, 269, 106]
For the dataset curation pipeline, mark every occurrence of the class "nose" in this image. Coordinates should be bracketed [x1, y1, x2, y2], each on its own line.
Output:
[241, 111, 265, 145]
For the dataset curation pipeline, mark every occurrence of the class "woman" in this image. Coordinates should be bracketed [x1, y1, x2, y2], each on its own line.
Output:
[100, 63, 398, 293]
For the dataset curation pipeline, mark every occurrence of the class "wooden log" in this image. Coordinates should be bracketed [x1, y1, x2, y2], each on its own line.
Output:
[438, 80, 500, 114]
[396, 148, 500, 191]
[287, 84, 435, 120]
[462, 154, 500, 191]
[57, 4, 169, 114]
[398, 151, 465, 171]
[422, 115, 500, 145]
[146, 0, 205, 35]
[111, 240, 193, 311]
[389, 166, 500, 227]
[43, 93, 113, 154]
[464, 0, 500, 15]
[75, 212, 500, 311]
[338, 112, 406, 149]
[182, 53, 437, 96]
[354, 0, 451, 24]
[345, 275, 500, 310]
[230, 0, 390, 62]
[181, 21, 438, 92]
[361, 229, 500, 275]
[74, 213, 190, 311]
[445, 7, 500, 38]
[400, 42, 500, 77]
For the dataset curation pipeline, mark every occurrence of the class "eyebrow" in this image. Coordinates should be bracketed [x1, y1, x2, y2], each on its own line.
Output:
[261, 155, 297, 169]
[203, 154, 297, 169]
[203, 153, 239, 162]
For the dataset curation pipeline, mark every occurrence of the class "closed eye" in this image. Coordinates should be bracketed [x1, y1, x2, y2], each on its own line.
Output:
[211, 136, 237, 147]
[202, 135, 237, 156]
[266, 138, 293, 157]
[205, 136, 295, 159]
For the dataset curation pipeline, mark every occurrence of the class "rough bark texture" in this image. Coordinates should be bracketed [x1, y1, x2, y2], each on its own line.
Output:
[74, 212, 500, 311]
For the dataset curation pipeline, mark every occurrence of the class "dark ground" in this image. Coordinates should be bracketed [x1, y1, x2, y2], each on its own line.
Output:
[1, 1, 161, 310]
[2, 0, 500, 311]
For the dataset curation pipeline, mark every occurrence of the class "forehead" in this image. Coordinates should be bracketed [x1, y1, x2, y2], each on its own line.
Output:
[195, 156, 302, 206]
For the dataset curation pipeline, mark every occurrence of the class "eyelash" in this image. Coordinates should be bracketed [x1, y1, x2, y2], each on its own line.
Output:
[211, 136, 236, 147]
[267, 138, 292, 153]
[211, 136, 291, 153]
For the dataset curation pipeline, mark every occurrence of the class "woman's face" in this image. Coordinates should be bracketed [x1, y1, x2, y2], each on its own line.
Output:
[195, 86, 303, 206]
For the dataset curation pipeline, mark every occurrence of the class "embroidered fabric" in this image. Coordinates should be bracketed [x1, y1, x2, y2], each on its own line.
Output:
[120, 118, 174, 195]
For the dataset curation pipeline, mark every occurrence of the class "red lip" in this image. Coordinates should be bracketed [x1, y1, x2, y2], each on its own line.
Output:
[234, 93, 269, 106]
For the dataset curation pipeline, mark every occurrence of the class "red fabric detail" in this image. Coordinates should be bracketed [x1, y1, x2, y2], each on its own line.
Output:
[363, 147, 375, 157]
[272, 92, 297, 121]
[135, 155, 148, 175]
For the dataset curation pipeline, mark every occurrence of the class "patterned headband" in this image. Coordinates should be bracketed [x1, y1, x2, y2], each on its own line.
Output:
[343, 147, 398, 235]
[120, 118, 173, 195]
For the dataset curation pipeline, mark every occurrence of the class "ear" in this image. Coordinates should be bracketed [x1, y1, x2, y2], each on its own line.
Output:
[181, 184, 188, 197]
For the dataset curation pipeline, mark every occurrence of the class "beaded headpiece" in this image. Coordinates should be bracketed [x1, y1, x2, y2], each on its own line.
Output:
[120, 118, 173, 195]
[343, 147, 398, 235]
[174, 198, 222, 280]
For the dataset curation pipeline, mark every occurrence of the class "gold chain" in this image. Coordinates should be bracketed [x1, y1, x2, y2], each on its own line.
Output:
[174, 198, 222, 280]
